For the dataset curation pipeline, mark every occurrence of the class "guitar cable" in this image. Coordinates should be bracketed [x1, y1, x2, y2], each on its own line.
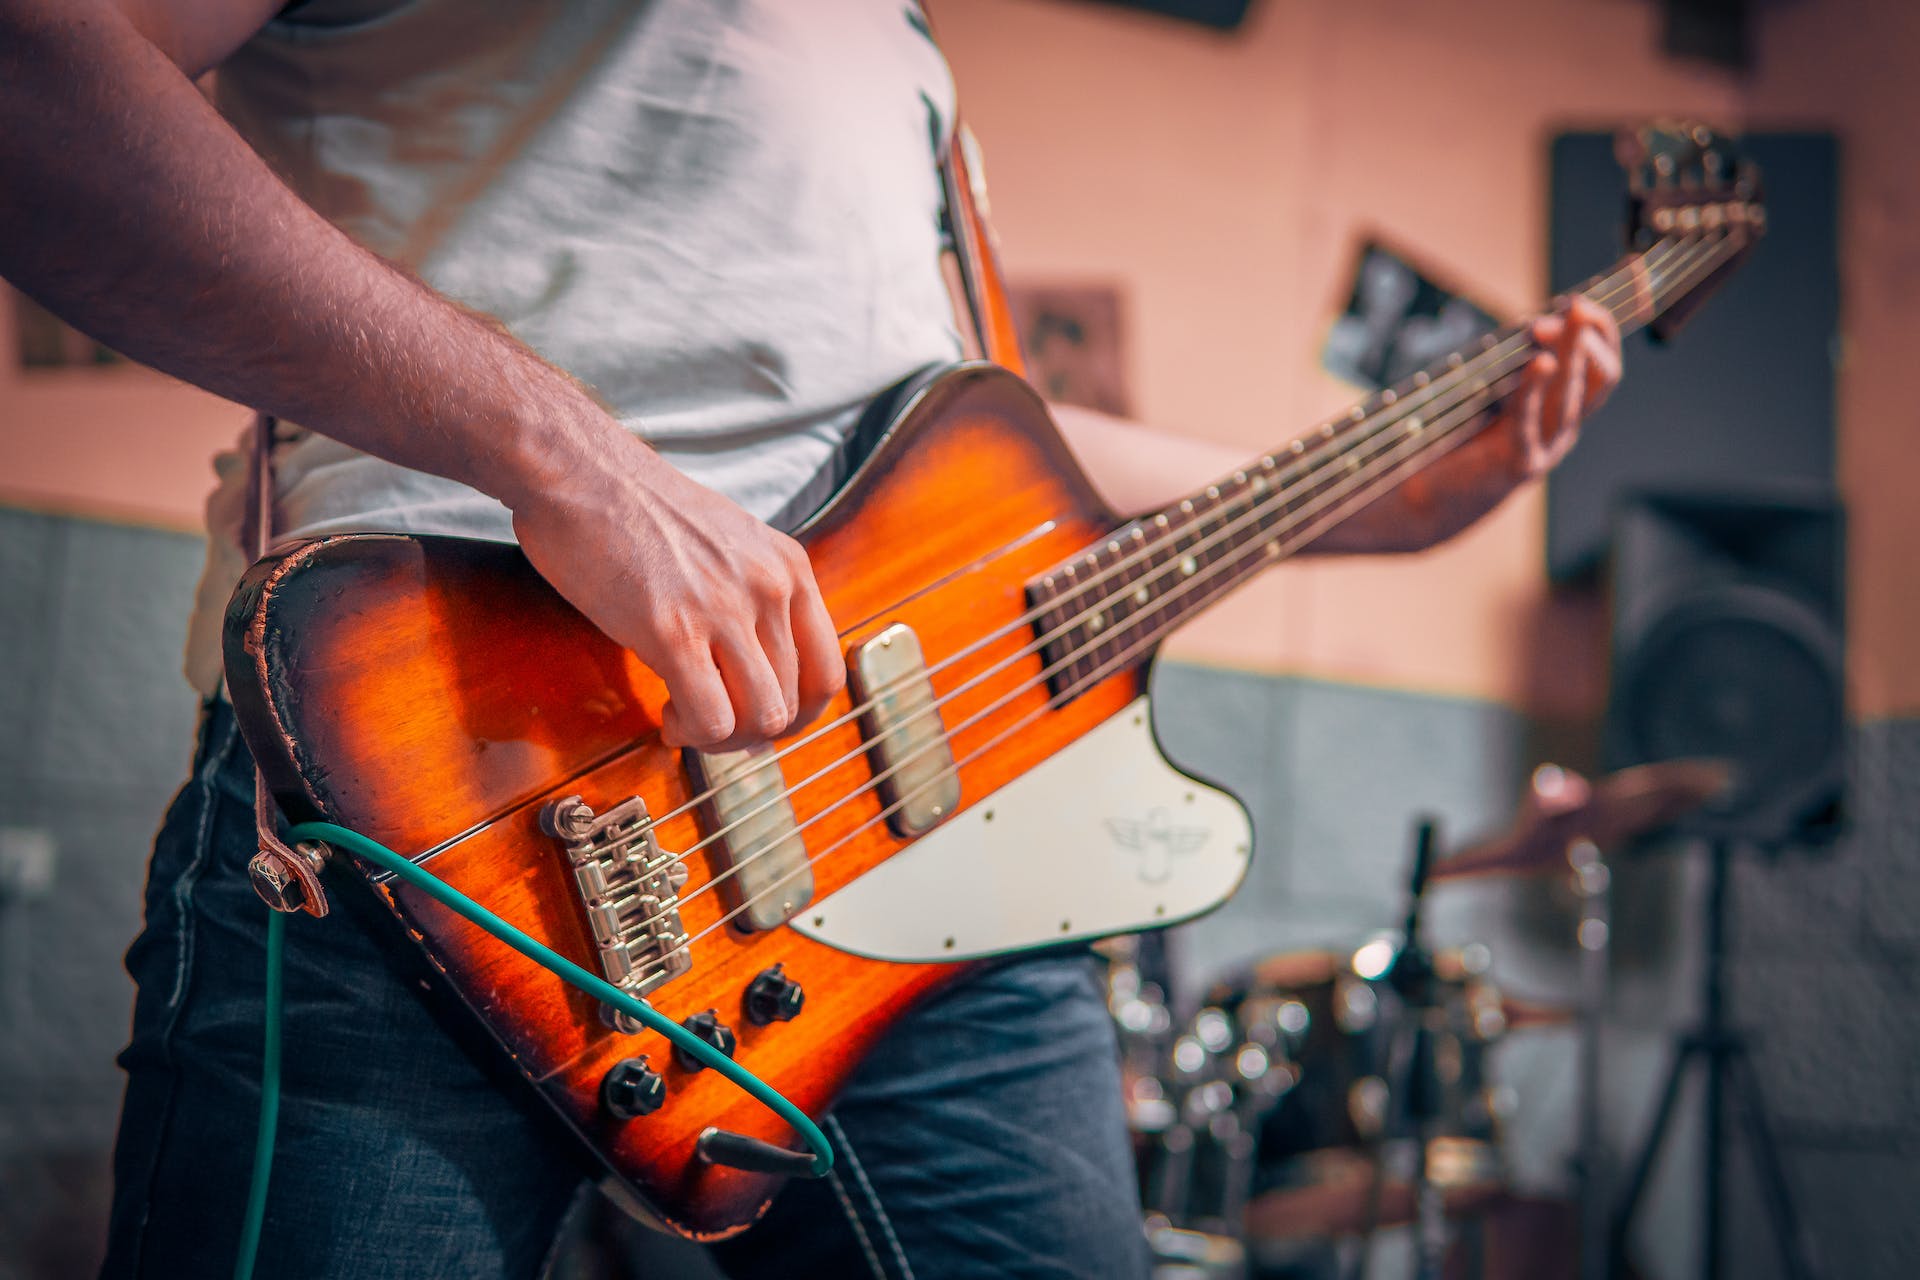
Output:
[233, 819, 834, 1280]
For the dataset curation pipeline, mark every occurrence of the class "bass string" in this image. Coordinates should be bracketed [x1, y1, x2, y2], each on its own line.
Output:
[624, 231, 1747, 963]
[564, 232, 1714, 852]
[634, 355, 1539, 967]
[604, 232, 1730, 915]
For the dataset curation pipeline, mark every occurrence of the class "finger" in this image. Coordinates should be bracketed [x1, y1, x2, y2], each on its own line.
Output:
[1567, 293, 1619, 343]
[1558, 326, 1590, 440]
[1530, 315, 1565, 349]
[710, 628, 793, 748]
[789, 579, 845, 731]
[657, 646, 735, 749]
[755, 604, 801, 731]
[1517, 351, 1557, 473]
[1576, 328, 1619, 414]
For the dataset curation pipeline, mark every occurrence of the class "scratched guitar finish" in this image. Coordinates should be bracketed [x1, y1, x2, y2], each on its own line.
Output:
[223, 127, 1761, 1238]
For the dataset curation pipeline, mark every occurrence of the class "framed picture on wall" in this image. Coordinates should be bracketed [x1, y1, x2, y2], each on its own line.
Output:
[1005, 282, 1132, 418]
[1322, 238, 1501, 392]
[11, 287, 122, 369]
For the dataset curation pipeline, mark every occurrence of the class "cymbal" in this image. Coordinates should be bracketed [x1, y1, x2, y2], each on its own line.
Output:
[1499, 993, 1578, 1032]
[1432, 759, 1732, 882]
[1243, 1145, 1505, 1242]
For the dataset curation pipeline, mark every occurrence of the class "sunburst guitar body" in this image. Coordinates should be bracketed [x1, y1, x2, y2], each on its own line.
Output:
[225, 365, 1251, 1238]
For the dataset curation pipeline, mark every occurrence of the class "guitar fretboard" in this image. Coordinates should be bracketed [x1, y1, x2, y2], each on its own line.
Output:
[1026, 220, 1755, 702]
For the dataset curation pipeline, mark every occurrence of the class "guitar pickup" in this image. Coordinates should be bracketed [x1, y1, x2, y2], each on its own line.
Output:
[850, 623, 961, 837]
[688, 746, 813, 932]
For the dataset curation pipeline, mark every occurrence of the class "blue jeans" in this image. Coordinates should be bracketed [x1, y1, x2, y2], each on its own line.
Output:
[101, 701, 1149, 1279]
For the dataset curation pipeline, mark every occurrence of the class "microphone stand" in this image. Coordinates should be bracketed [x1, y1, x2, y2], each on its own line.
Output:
[1350, 818, 1446, 1280]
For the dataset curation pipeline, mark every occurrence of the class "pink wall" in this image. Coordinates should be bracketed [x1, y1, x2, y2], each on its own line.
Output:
[1743, 0, 1920, 720]
[1, 0, 1911, 714]
[0, 300, 248, 532]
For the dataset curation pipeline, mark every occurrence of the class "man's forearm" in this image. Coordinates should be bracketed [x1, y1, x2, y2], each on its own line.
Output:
[0, 1, 624, 511]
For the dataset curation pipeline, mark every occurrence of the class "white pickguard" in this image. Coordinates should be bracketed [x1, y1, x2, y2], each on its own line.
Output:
[790, 697, 1251, 962]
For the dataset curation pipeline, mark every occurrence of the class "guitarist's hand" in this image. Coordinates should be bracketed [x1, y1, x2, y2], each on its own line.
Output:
[512, 435, 845, 752]
[1309, 295, 1622, 552]
[1509, 294, 1623, 475]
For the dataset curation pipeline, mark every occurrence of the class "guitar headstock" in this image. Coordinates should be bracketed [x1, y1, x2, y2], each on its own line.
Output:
[1616, 122, 1764, 341]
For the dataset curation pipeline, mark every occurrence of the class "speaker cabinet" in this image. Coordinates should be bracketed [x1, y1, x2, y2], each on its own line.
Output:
[1608, 490, 1845, 845]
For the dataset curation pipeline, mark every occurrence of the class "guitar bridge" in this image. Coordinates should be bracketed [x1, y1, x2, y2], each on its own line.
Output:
[542, 794, 691, 1032]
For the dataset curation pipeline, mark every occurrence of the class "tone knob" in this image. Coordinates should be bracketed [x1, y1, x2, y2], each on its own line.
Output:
[744, 964, 806, 1025]
[675, 1009, 737, 1072]
[600, 1057, 666, 1120]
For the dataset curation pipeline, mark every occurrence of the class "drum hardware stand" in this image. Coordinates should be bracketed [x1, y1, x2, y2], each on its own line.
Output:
[1349, 817, 1457, 1280]
[1608, 838, 1820, 1280]
[1568, 836, 1610, 1280]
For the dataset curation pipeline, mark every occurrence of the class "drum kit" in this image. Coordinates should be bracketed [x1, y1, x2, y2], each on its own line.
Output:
[1110, 759, 1731, 1280]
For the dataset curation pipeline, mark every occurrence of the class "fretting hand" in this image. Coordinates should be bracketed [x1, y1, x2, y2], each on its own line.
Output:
[1508, 293, 1623, 476]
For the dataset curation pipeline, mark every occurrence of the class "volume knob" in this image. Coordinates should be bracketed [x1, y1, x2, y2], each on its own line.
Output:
[744, 964, 806, 1025]
[675, 1009, 737, 1072]
[600, 1058, 666, 1120]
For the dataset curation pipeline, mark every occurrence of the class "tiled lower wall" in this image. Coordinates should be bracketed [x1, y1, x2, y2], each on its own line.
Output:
[1, 505, 1912, 1280]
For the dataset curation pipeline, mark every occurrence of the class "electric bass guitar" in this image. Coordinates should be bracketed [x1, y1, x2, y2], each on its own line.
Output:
[224, 125, 1761, 1238]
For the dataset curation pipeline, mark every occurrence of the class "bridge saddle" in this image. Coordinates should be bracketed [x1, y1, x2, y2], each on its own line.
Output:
[542, 794, 691, 1032]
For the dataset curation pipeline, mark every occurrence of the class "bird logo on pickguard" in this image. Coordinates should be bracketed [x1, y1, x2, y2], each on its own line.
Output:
[1106, 808, 1211, 885]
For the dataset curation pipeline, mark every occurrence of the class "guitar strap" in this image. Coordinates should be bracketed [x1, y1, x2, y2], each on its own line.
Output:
[940, 121, 1028, 376]
[244, 411, 332, 915]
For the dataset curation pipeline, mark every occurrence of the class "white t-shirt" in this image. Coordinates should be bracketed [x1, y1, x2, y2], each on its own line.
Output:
[184, 0, 964, 693]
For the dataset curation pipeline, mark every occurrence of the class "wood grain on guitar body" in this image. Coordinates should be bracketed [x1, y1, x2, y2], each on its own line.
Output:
[222, 124, 1763, 1239]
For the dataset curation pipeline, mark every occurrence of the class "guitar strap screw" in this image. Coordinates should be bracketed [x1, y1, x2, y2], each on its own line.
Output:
[249, 840, 331, 917]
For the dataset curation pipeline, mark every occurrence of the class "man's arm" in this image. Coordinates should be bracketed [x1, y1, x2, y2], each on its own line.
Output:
[1054, 298, 1622, 552]
[0, 0, 842, 751]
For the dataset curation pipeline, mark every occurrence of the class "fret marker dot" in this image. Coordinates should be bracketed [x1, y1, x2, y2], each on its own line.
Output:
[1347, 408, 1365, 423]
[1323, 423, 1338, 438]
[1413, 371, 1430, 387]
[1291, 440, 1306, 454]
[1381, 389, 1398, 405]
[1134, 586, 1150, 605]
[1087, 612, 1106, 632]
[1407, 415, 1424, 433]
[1180, 500, 1194, 514]
[1180, 557, 1198, 576]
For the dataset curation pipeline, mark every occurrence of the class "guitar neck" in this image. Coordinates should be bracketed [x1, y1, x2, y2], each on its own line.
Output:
[1033, 224, 1755, 688]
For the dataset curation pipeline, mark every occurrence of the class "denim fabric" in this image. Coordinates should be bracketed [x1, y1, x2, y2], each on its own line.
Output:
[101, 701, 1148, 1279]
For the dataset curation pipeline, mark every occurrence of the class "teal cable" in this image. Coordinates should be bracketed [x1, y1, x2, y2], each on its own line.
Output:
[235, 908, 283, 1280]
[284, 820, 833, 1177]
